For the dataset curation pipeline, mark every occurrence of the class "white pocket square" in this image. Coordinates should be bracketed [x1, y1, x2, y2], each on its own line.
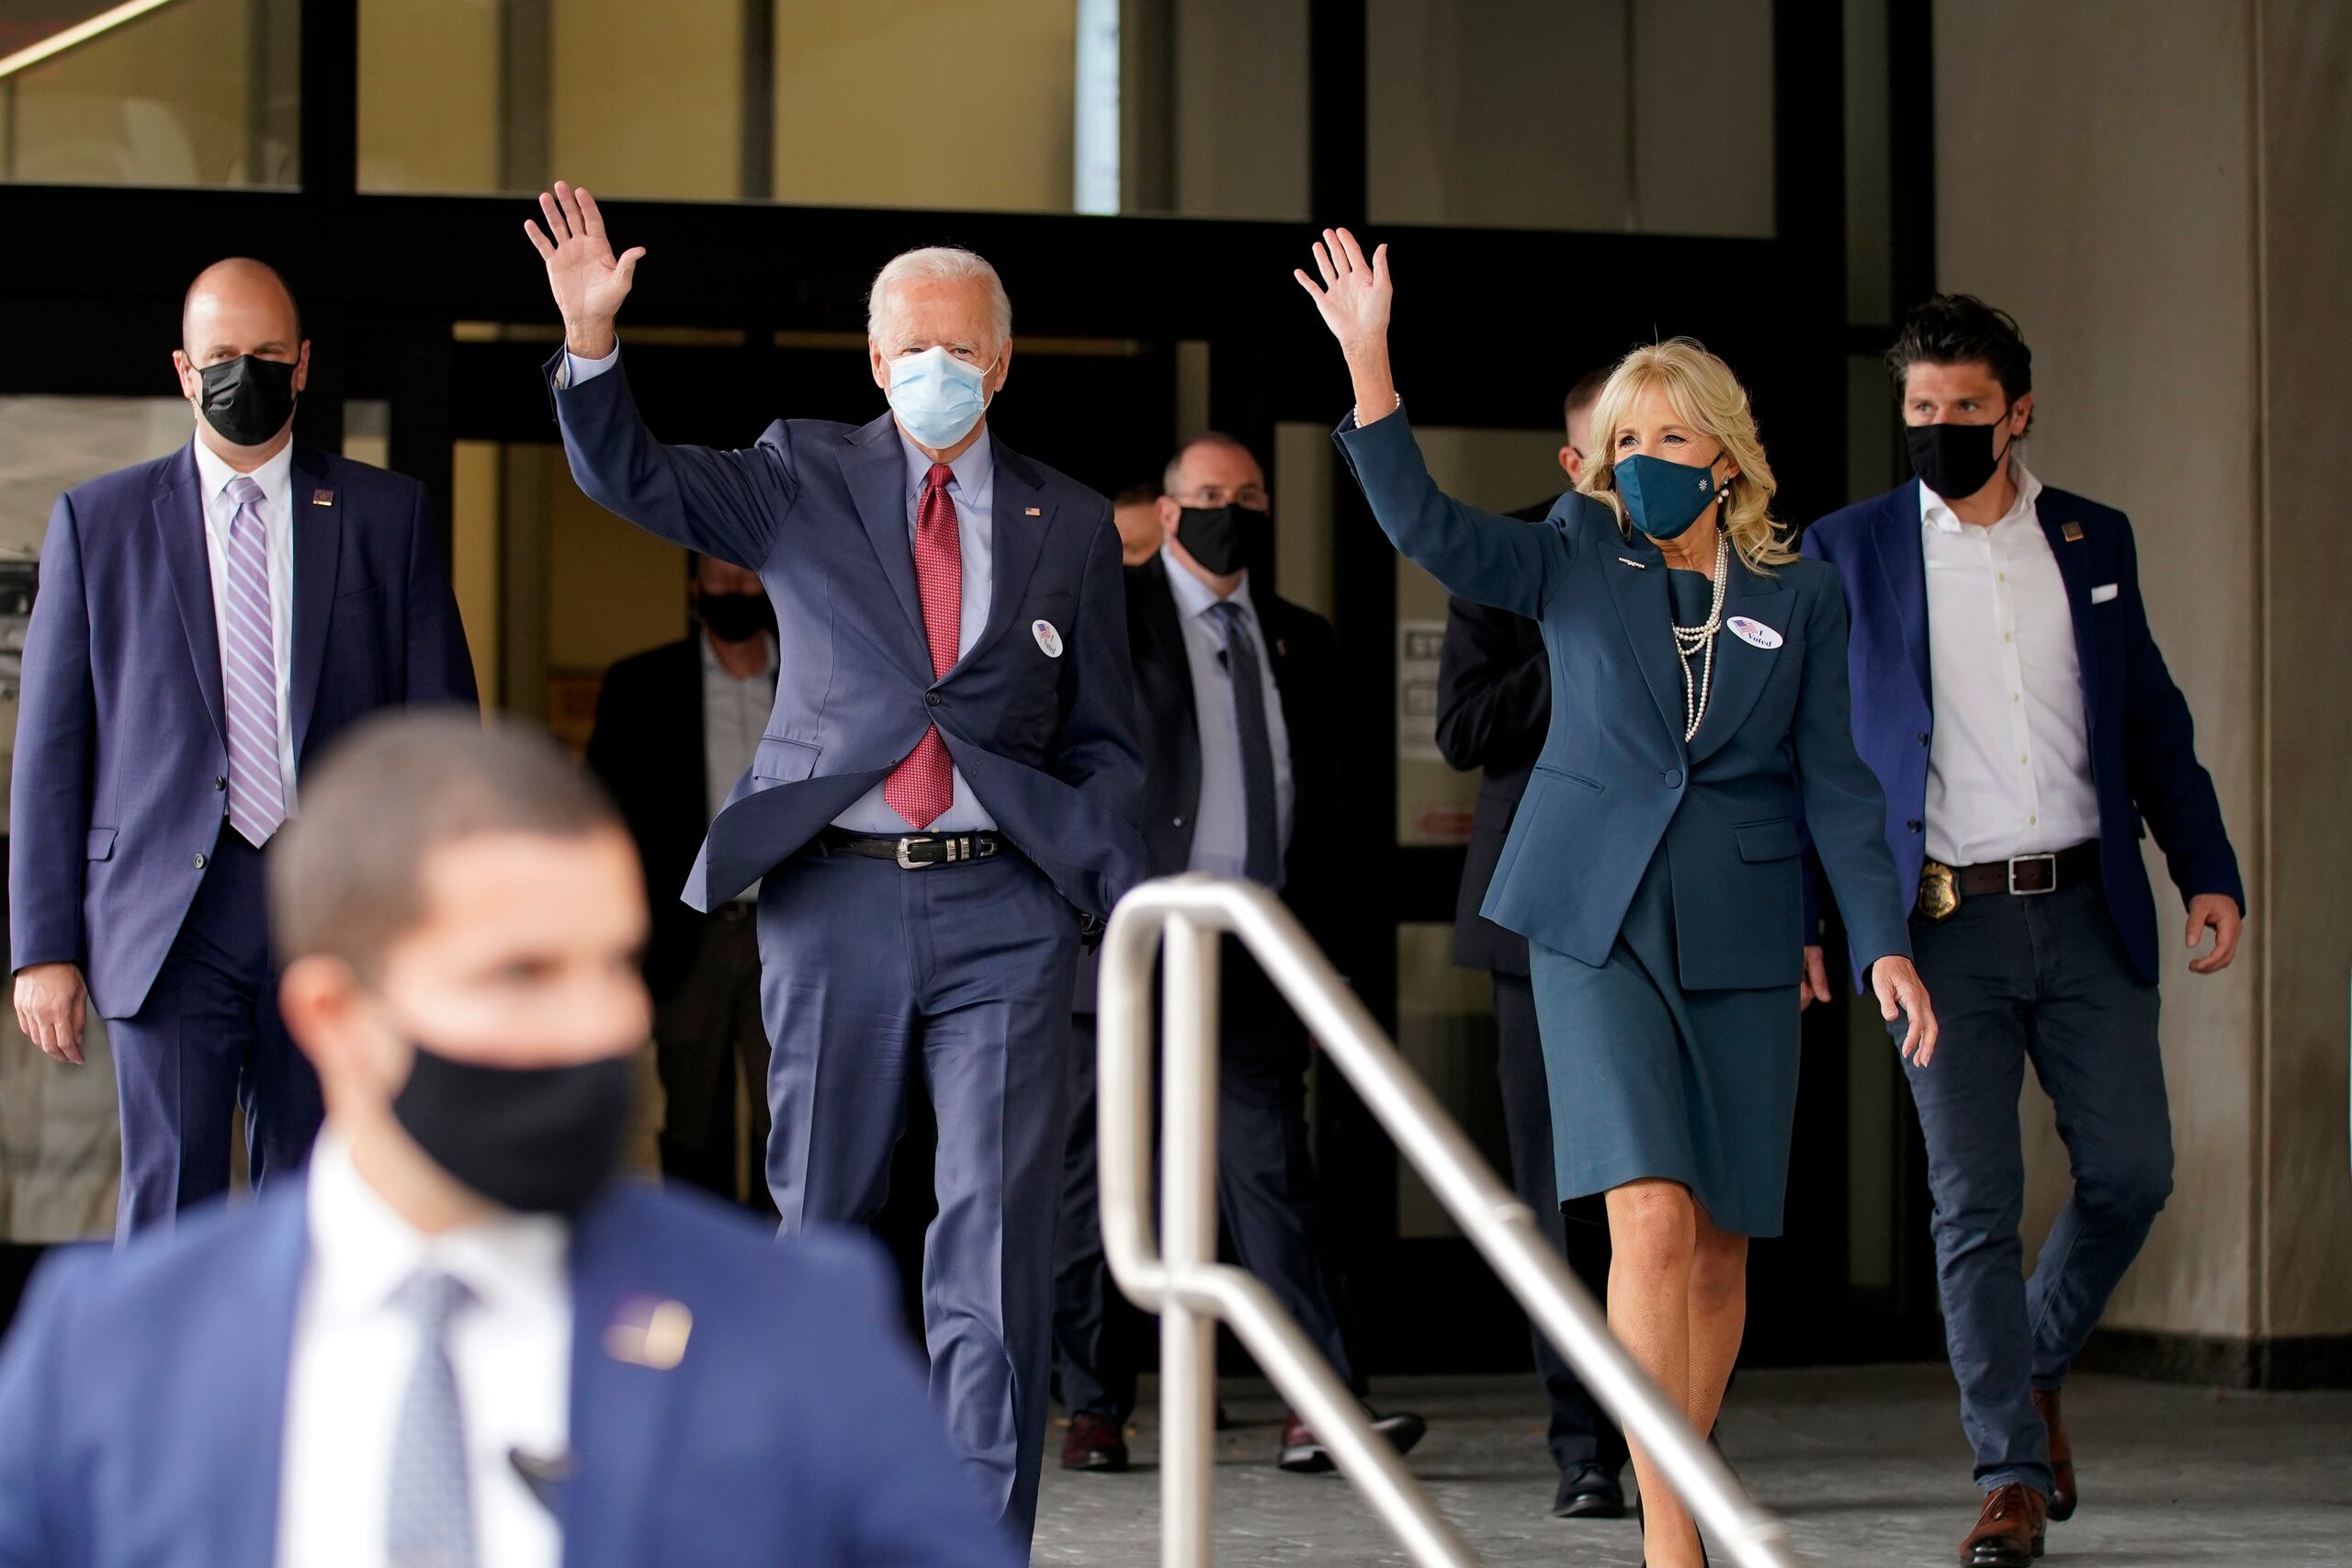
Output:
[2091, 583, 2120, 604]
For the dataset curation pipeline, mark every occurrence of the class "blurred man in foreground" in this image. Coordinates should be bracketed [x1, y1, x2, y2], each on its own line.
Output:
[0, 714, 1015, 1568]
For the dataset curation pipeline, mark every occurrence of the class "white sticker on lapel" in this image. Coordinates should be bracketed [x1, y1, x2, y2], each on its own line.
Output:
[1033, 619, 1065, 658]
[1726, 615, 1783, 650]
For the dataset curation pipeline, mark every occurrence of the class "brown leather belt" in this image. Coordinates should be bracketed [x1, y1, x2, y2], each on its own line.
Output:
[1952, 841, 2100, 897]
[815, 827, 1006, 869]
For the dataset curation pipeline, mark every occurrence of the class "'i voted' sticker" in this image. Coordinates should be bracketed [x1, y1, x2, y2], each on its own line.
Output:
[1033, 619, 1065, 658]
[1726, 615, 1783, 650]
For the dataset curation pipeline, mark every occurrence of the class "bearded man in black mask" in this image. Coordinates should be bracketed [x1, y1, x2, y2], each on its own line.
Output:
[1051, 433, 1425, 1475]
[10, 256, 475, 1237]
[586, 552, 779, 1212]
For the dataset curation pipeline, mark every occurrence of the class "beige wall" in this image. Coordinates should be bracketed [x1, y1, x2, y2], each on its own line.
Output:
[2253, 0, 2352, 1343]
[1935, 0, 2352, 1349]
[356, 0, 500, 193]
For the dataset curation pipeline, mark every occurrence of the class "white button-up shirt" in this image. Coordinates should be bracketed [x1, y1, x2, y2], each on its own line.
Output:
[1161, 550, 1294, 884]
[276, 1133, 571, 1568]
[190, 437, 300, 813]
[1919, 457, 2101, 866]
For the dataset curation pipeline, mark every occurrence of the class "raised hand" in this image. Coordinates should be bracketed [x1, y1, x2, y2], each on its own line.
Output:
[524, 180, 645, 358]
[1292, 227, 1393, 356]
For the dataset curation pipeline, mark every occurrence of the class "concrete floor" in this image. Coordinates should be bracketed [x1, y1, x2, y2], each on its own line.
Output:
[1033, 1364, 2352, 1566]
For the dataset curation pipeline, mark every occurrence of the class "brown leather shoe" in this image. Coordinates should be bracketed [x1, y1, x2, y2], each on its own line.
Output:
[1276, 1408, 1428, 1473]
[1060, 1411, 1129, 1472]
[1959, 1483, 2047, 1566]
[2031, 1388, 2076, 1521]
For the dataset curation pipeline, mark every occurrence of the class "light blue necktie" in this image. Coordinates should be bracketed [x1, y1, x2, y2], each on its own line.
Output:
[220, 475, 286, 846]
[387, 1270, 476, 1568]
[1206, 599, 1282, 888]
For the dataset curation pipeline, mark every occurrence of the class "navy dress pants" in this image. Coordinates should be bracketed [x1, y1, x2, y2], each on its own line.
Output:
[1053, 949, 1360, 1427]
[1901, 880, 2171, 1496]
[757, 843, 1076, 1545]
[105, 833, 323, 1240]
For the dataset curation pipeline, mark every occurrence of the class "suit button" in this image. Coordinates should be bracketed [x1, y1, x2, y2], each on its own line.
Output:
[1172, 816, 1185, 828]
[1905, 819, 1923, 832]
[925, 692, 943, 707]
[213, 776, 227, 791]
[193, 853, 208, 870]
[1664, 769, 1683, 789]
[1917, 731, 1930, 746]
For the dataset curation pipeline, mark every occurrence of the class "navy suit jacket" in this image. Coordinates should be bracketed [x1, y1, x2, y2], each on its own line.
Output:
[548, 355, 1146, 918]
[0, 1179, 1018, 1568]
[7, 443, 477, 1017]
[1336, 413, 1911, 989]
[1802, 479, 2243, 984]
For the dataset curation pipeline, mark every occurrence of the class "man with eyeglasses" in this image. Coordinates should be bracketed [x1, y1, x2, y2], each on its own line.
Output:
[1053, 434, 1425, 1477]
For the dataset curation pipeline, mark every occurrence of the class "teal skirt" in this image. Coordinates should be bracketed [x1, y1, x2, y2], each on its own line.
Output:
[1528, 841, 1801, 1238]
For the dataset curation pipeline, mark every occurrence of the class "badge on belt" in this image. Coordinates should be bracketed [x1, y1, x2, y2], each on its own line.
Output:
[1917, 858, 1960, 922]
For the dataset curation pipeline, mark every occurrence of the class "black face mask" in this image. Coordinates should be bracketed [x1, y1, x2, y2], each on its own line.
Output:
[390, 1041, 635, 1214]
[695, 590, 773, 644]
[1906, 420, 2015, 502]
[195, 354, 300, 448]
[1176, 504, 1269, 578]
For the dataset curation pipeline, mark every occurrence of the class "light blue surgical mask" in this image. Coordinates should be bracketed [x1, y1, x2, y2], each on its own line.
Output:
[886, 346, 994, 450]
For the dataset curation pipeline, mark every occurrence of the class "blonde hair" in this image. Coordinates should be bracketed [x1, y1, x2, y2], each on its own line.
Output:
[1576, 338, 1796, 572]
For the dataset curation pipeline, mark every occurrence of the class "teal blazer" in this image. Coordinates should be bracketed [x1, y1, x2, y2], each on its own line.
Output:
[1335, 412, 1910, 990]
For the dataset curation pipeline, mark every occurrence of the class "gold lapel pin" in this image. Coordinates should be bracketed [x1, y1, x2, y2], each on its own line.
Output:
[605, 1295, 694, 1371]
[2061, 521, 2084, 542]
[310, 490, 335, 508]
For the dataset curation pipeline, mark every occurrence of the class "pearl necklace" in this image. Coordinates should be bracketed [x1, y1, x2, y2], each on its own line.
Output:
[1670, 532, 1731, 742]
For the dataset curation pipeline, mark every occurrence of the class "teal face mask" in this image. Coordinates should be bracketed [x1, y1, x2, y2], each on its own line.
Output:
[1613, 449, 1729, 541]
[887, 345, 993, 449]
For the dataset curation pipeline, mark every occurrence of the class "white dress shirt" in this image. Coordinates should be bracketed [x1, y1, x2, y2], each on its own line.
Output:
[1919, 457, 2102, 865]
[277, 1133, 571, 1568]
[190, 437, 300, 815]
[1161, 549, 1294, 883]
[564, 344, 997, 833]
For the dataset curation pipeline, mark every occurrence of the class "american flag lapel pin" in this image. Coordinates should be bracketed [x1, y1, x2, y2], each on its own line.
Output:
[1024, 506, 1042, 516]
[2061, 520, 2084, 542]
[310, 489, 335, 508]
[604, 1295, 694, 1371]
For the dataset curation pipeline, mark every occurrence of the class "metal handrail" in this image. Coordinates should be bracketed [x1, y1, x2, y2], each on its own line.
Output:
[0, 1, 187, 83]
[1097, 875, 1808, 1568]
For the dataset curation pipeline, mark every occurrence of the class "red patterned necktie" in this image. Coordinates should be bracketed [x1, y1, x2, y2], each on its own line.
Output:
[884, 463, 962, 829]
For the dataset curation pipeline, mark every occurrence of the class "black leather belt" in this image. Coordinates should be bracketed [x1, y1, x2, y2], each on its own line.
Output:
[816, 827, 1005, 869]
[1954, 841, 2099, 897]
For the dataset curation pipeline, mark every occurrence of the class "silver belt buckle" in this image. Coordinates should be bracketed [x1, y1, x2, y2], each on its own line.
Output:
[896, 836, 932, 870]
[2007, 852, 2057, 895]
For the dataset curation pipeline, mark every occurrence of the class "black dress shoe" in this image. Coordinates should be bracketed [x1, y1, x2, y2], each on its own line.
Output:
[1059, 1411, 1129, 1472]
[1553, 1462, 1626, 1519]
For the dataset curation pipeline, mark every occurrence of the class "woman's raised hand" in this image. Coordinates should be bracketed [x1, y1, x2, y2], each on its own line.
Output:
[1293, 228, 1392, 357]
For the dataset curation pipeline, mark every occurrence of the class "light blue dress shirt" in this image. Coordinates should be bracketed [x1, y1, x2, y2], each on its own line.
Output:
[563, 344, 997, 833]
[1159, 547, 1293, 884]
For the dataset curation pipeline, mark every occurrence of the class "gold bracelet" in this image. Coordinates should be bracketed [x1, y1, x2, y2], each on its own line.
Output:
[1353, 390, 1403, 425]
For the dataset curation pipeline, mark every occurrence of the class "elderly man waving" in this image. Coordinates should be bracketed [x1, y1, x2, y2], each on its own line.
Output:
[526, 182, 1146, 1547]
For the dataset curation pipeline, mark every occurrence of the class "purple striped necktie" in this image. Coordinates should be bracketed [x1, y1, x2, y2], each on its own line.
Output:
[220, 475, 286, 847]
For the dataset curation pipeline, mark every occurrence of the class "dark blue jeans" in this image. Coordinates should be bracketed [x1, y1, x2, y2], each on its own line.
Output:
[1900, 880, 2171, 1497]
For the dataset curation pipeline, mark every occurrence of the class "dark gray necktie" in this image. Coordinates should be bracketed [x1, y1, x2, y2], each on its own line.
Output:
[1207, 599, 1281, 888]
[388, 1270, 476, 1568]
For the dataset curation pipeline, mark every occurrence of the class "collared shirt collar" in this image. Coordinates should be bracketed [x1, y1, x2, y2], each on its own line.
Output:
[1160, 544, 1257, 625]
[190, 434, 296, 516]
[302, 1127, 570, 1327]
[1920, 453, 2043, 536]
[899, 424, 993, 503]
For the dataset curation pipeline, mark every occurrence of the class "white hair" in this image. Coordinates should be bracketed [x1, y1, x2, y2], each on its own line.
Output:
[865, 247, 1012, 351]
